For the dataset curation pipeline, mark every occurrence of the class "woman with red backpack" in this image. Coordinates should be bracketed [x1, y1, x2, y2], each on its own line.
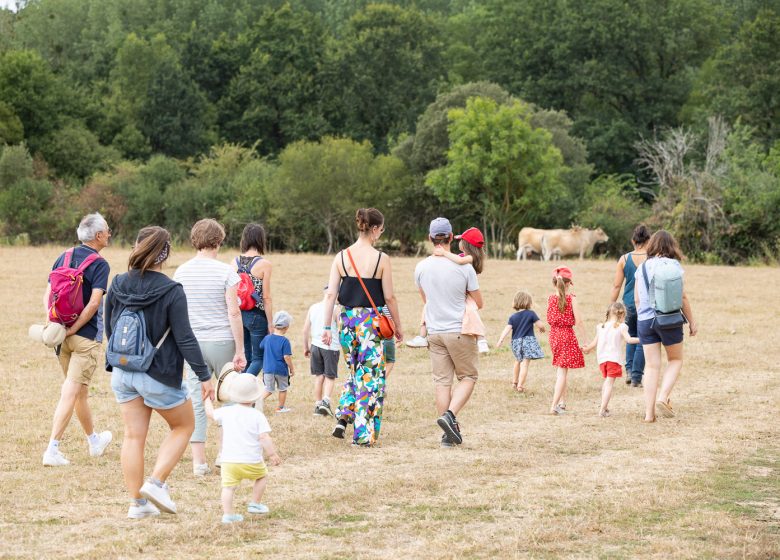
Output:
[233, 224, 275, 376]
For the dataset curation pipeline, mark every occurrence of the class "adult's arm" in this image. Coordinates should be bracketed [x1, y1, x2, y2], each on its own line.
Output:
[225, 284, 247, 371]
[682, 290, 697, 336]
[302, 308, 312, 357]
[104, 285, 114, 340]
[43, 284, 51, 316]
[169, 287, 210, 381]
[609, 255, 626, 303]
[379, 254, 404, 342]
[65, 288, 104, 337]
[321, 255, 342, 347]
[253, 259, 274, 335]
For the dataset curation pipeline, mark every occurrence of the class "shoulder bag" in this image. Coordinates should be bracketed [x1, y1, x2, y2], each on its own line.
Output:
[346, 249, 395, 339]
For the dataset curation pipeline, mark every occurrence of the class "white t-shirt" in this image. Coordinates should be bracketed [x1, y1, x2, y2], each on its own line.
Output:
[213, 404, 271, 464]
[307, 301, 340, 351]
[596, 322, 630, 365]
[414, 256, 479, 334]
[173, 257, 240, 341]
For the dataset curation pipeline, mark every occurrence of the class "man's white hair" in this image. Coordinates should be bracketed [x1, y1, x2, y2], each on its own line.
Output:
[77, 212, 108, 242]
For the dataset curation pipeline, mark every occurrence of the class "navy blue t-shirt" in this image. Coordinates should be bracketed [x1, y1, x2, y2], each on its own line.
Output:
[50, 245, 110, 341]
[508, 310, 540, 339]
[260, 334, 292, 375]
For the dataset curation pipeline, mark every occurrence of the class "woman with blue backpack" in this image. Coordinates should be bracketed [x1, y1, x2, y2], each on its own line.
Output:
[105, 226, 213, 519]
[634, 230, 697, 423]
[233, 224, 275, 375]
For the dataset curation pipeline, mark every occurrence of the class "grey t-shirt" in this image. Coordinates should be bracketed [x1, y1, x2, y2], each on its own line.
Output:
[414, 256, 479, 334]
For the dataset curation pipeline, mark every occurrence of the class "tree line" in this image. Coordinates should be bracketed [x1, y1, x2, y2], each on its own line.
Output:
[0, 0, 778, 263]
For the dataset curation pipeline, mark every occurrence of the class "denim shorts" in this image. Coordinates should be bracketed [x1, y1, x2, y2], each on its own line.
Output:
[638, 318, 684, 346]
[263, 373, 289, 393]
[111, 369, 190, 410]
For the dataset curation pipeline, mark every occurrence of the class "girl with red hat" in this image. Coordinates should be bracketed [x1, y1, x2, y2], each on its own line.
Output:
[546, 266, 586, 414]
[434, 227, 490, 353]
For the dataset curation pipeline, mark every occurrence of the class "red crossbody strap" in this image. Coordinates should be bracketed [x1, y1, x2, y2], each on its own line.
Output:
[346, 249, 380, 316]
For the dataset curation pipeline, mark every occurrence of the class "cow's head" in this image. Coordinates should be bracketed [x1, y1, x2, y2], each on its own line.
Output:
[595, 228, 609, 242]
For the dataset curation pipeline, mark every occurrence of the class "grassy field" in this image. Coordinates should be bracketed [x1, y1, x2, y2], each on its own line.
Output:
[1, 246, 778, 559]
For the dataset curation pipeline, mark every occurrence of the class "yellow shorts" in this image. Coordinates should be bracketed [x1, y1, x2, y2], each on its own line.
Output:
[221, 462, 268, 488]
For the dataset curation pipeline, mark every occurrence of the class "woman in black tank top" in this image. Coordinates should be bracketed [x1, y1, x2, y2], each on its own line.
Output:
[321, 208, 404, 447]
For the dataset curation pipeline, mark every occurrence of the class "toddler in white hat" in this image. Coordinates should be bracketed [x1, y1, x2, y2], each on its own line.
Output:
[205, 373, 282, 524]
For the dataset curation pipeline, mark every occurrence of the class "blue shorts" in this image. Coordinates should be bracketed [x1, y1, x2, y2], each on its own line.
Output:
[263, 373, 289, 393]
[638, 318, 684, 346]
[111, 369, 190, 410]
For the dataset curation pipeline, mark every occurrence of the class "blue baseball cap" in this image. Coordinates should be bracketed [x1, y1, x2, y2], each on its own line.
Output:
[429, 217, 452, 238]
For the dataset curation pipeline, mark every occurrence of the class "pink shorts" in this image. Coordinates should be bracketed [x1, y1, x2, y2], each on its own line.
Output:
[599, 361, 623, 378]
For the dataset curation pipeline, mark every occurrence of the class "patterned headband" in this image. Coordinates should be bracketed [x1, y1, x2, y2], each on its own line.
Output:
[154, 241, 170, 265]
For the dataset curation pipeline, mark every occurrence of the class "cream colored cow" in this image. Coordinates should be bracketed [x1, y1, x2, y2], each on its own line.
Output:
[541, 227, 609, 260]
[515, 227, 546, 260]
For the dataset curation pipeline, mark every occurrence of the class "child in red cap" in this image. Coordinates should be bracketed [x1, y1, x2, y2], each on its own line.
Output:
[546, 266, 585, 414]
[434, 227, 489, 352]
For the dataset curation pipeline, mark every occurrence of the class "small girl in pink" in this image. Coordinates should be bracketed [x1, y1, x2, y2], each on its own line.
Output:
[582, 302, 641, 417]
[434, 227, 489, 353]
[546, 266, 585, 415]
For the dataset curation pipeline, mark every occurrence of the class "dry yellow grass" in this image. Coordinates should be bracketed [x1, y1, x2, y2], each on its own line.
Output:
[1, 246, 778, 559]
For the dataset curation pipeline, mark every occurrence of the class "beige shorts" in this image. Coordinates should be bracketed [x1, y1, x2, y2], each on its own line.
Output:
[58, 335, 101, 386]
[428, 333, 479, 387]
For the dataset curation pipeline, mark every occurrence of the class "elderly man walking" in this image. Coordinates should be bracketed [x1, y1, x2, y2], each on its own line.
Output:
[415, 217, 483, 448]
[42, 213, 113, 466]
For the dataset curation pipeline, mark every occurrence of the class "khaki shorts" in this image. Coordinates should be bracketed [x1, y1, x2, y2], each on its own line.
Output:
[428, 333, 479, 387]
[58, 335, 101, 385]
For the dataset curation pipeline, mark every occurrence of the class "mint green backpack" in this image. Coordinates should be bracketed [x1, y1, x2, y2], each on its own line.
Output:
[641, 259, 685, 329]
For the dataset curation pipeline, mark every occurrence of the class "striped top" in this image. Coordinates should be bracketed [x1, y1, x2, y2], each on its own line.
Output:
[173, 257, 240, 341]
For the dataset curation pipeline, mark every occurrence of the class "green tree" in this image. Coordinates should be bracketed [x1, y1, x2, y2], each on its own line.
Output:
[38, 120, 118, 180]
[426, 97, 566, 256]
[684, 10, 780, 148]
[0, 101, 24, 145]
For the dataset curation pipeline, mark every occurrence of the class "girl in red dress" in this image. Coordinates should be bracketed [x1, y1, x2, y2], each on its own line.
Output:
[546, 266, 585, 414]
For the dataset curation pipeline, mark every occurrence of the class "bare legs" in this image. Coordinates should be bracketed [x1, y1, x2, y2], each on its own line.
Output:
[600, 377, 616, 414]
[642, 342, 684, 420]
[119, 398, 194, 499]
[550, 367, 568, 413]
[435, 380, 476, 416]
[514, 359, 530, 391]
[222, 477, 268, 515]
[50, 380, 93, 440]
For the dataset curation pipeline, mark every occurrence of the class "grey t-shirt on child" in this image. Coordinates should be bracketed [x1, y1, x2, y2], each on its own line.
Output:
[414, 256, 479, 334]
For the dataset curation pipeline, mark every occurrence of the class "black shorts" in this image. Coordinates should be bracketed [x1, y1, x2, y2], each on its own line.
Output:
[309, 345, 339, 378]
[638, 318, 684, 346]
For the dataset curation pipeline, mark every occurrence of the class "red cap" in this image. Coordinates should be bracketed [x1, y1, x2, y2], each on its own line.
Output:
[455, 227, 485, 248]
[552, 266, 573, 280]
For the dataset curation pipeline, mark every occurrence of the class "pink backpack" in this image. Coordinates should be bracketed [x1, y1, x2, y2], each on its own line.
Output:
[48, 248, 101, 326]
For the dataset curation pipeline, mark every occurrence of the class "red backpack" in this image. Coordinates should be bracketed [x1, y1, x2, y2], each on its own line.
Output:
[48, 248, 101, 326]
[235, 256, 261, 311]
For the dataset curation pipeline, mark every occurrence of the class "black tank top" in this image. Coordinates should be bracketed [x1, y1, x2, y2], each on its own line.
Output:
[337, 251, 385, 308]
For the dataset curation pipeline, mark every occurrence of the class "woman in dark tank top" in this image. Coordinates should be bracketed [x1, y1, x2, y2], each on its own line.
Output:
[321, 208, 404, 447]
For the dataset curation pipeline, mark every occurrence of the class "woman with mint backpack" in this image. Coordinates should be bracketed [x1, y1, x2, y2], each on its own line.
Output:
[634, 230, 697, 423]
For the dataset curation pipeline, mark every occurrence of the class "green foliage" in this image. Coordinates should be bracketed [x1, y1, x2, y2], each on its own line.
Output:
[38, 120, 118, 180]
[0, 101, 23, 145]
[0, 143, 34, 188]
[576, 175, 651, 255]
[427, 97, 566, 256]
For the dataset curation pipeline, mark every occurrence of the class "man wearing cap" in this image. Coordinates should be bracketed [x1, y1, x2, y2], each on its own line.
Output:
[414, 217, 483, 448]
[42, 212, 113, 466]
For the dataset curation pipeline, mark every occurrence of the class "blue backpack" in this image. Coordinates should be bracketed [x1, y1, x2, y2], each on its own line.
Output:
[641, 259, 685, 329]
[106, 309, 170, 372]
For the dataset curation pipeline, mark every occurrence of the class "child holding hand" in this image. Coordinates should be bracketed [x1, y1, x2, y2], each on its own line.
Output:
[434, 227, 489, 353]
[496, 291, 545, 393]
[582, 302, 640, 417]
[205, 373, 282, 524]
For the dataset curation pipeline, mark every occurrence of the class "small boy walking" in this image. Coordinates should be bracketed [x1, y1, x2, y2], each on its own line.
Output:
[261, 311, 295, 412]
[205, 373, 281, 524]
[303, 288, 340, 417]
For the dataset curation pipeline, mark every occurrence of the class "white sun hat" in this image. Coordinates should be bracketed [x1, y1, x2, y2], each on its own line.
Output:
[29, 322, 67, 348]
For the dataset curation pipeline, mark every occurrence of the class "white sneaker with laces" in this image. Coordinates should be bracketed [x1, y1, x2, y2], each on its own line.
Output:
[140, 480, 177, 514]
[89, 431, 113, 457]
[405, 335, 428, 348]
[193, 463, 211, 476]
[42, 449, 70, 466]
[128, 501, 160, 519]
[477, 339, 490, 353]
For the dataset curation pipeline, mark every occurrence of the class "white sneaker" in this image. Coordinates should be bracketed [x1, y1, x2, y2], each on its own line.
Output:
[215, 454, 222, 469]
[89, 431, 113, 457]
[405, 335, 428, 348]
[477, 339, 490, 353]
[193, 463, 211, 476]
[140, 480, 177, 514]
[42, 449, 70, 466]
[127, 501, 160, 519]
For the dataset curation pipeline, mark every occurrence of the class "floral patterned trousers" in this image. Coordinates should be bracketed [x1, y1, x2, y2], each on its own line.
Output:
[335, 306, 386, 445]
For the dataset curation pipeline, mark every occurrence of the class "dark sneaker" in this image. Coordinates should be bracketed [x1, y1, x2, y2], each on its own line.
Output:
[437, 413, 463, 444]
[313, 404, 321, 416]
[631, 381, 643, 388]
[317, 401, 334, 417]
[440, 434, 455, 448]
[625, 376, 632, 385]
[332, 420, 346, 439]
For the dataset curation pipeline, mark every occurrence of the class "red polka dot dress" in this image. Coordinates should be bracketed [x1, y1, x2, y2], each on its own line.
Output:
[546, 294, 585, 369]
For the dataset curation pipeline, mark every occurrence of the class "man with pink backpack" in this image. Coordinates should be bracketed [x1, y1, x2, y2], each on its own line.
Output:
[42, 213, 113, 467]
